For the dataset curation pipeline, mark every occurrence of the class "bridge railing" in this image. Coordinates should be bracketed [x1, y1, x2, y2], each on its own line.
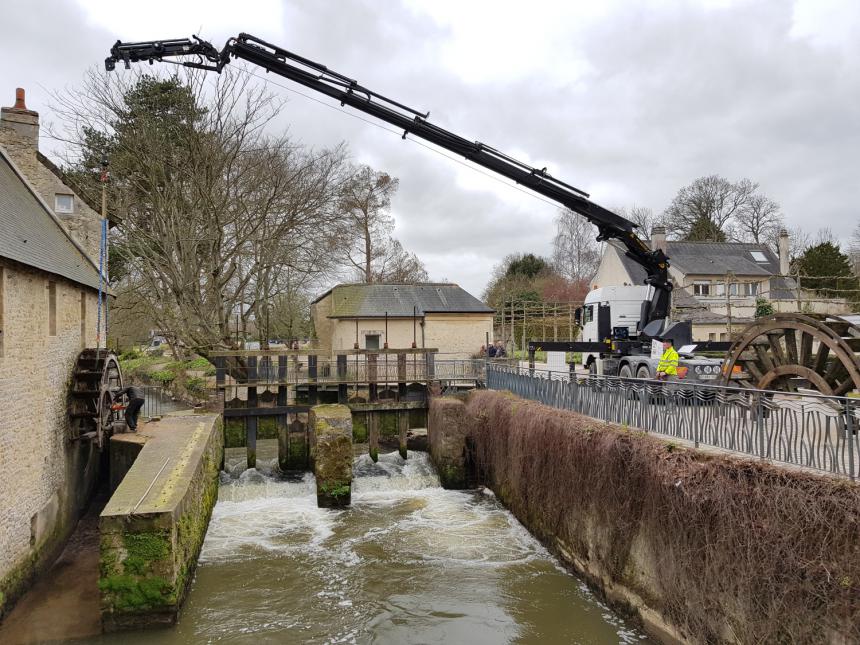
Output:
[487, 364, 860, 480]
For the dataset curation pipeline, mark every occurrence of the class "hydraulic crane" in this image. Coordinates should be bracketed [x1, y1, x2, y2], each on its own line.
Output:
[105, 33, 687, 360]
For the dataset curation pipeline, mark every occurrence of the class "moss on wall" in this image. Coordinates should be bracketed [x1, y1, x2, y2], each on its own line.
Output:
[100, 417, 223, 631]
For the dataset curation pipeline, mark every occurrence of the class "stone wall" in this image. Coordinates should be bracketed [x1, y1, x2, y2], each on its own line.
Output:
[431, 391, 860, 644]
[100, 415, 223, 631]
[0, 258, 101, 616]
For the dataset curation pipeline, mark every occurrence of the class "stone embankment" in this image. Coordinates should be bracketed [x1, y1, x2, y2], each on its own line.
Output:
[429, 390, 860, 645]
[99, 414, 222, 631]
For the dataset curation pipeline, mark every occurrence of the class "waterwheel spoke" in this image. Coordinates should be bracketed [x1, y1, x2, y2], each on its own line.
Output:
[783, 328, 798, 365]
[799, 332, 814, 367]
[753, 342, 777, 374]
[812, 344, 830, 375]
[766, 332, 787, 366]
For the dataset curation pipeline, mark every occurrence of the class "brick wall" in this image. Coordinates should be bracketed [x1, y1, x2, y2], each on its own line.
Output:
[0, 258, 102, 614]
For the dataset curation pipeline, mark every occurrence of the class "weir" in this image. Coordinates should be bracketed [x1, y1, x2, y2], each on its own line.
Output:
[213, 348, 484, 470]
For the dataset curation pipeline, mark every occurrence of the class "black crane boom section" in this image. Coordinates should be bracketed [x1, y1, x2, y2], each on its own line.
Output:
[105, 33, 672, 331]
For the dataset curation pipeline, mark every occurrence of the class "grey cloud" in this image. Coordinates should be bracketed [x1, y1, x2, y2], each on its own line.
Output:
[2, 0, 857, 297]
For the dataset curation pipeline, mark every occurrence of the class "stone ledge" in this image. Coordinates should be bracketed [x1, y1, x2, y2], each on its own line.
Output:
[99, 415, 223, 632]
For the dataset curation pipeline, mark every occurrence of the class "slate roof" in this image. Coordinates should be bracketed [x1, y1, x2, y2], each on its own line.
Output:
[0, 148, 105, 291]
[314, 283, 494, 318]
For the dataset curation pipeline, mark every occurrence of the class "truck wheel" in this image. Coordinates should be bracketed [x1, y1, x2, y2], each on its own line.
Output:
[636, 365, 651, 380]
[619, 364, 633, 379]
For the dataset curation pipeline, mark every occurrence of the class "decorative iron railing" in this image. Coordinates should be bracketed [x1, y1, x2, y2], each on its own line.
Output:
[487, 365, 860, 480]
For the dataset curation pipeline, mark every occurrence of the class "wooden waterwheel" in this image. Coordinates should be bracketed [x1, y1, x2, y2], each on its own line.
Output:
[721, 313, 860, 396]
[68, 348, 123, 449]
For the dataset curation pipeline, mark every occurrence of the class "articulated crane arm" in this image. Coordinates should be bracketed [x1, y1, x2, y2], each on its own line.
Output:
[106, 33, 672, 336]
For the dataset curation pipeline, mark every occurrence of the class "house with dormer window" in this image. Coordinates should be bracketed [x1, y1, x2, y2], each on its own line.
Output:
[592, 226, 850, 340]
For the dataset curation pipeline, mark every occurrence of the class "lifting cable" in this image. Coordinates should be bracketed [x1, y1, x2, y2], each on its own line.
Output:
[96, 161, 109, 349]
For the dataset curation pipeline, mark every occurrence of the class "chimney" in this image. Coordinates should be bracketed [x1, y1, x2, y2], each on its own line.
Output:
[651, 225, 667, 253]
[778, 229, 790, 275]
[0, 88, 40, 150]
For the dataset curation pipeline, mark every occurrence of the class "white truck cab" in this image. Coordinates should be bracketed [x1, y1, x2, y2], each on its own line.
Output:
[578, 285, 723, 381]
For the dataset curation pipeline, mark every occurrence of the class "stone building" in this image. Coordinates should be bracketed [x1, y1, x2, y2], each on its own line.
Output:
[0, 89, 104, 263]
[311, 283, 494, 358]
[0, 90, 108, 616]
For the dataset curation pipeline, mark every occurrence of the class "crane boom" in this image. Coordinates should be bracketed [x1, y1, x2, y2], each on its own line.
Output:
[105, 33, 673, 335]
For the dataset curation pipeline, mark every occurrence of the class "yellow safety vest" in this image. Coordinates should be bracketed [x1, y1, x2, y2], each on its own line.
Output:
[658, 347, 679, 375]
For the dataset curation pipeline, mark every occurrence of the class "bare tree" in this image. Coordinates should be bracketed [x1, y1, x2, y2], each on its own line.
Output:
[52, 68, 349, 355]
[371, 238, 429, 283]
[616, 204, 662, 236]
[551, 208, 601, 283]
[784, 225, 812, 264]
[337, 165, 399, 282]
[664, 175, 757, 241]
[733, 194, 784, 249]
[850, 221, 860, 276]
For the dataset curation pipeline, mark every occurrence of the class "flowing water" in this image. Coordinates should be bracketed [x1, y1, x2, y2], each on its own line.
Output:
[81, 450, 648, 644]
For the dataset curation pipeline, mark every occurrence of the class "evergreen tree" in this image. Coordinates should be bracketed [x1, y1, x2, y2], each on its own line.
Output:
[793, 242, 858, 299]
[685, 216, 727, 242]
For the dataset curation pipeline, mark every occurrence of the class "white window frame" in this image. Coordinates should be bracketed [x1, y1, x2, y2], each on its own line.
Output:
[692, 281, 711, 297]
[55, 194, 74, 214]
[750, 251, 768, 262]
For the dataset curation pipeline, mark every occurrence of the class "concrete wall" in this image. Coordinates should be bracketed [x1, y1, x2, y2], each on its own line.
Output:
[100, 415, 223, 631]
[434, 391, 860, 644]
[0, 258, 101, 616]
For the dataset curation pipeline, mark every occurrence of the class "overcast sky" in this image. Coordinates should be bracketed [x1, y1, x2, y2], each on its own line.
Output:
[1, 0, 858, 296]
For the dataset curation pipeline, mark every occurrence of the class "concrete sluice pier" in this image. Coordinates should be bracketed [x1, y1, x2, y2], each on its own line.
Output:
[100, 414, 223, 631]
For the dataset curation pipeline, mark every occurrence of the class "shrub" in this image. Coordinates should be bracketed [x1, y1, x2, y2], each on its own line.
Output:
[149, 369, 176, 385]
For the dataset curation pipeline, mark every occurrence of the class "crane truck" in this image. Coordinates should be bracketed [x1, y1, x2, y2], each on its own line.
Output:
[104, 33, 728, 382]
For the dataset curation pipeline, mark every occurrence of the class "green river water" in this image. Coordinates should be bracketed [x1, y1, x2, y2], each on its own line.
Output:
[35, 448, 650, 644]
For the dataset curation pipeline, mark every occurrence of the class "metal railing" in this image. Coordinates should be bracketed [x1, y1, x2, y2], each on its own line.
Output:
[214, 356, 500, 388]
[142, 385, 164, 419]
[487, 365, 860, 479]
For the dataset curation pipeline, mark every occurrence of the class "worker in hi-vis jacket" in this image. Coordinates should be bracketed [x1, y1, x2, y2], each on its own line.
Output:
[656, 338, 679, 380]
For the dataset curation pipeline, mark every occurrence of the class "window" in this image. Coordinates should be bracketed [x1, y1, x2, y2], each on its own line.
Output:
[80, 291, 87, 348]
[693, 281, 711, 296]
[708, 333, 716, 341]
[54, 194, 74, 214]
[365, 334, 380, 350]
[750, 251, 768, 262]
[48, 281, 57, 336]
[720, 332, 728, 341]
[584, 305, 594, 324]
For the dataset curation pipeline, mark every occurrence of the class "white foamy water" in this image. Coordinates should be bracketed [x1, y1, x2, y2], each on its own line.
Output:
[92, 450, 649, 645]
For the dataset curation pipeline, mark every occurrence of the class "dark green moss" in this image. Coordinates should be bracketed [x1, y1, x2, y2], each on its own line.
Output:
[124, 532, 170, 562]
[438, 462, 466, 489]
[258, 417, 278, 439]
[98, 574, 173, 611]
[224, 419, 245, 448]
[352, 414, 368, 442]
[320, 480, 351, 498]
